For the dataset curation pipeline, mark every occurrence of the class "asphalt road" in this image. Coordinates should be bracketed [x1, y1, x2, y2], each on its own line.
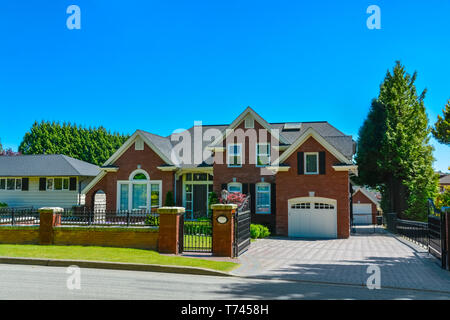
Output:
[0, 264, 448, 300]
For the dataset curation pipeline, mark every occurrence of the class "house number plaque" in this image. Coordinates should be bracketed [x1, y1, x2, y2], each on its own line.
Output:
[216, 215, 228, 224]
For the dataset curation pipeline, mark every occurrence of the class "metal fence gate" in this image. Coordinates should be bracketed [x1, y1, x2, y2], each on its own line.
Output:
[428, 214, 447, 269]
[234, 196, 251, 257]
[180, 215, 213, 253]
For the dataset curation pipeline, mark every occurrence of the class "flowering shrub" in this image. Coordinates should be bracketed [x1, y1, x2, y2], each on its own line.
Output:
[220, 191, 247, 207]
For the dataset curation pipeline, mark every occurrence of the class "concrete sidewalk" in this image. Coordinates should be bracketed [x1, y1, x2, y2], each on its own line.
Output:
[232, 232, 450, 293]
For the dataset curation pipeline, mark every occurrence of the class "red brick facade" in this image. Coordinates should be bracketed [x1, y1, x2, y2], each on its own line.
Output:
[85, 116, 353, 239]
[85, 143, 174, 211]
[353, 189, 378, 224]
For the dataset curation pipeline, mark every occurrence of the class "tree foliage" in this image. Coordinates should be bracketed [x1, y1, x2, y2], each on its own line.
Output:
[18, 121, 129, 166]
[356, 61, 438, 221]
[432, 100, 450, 145]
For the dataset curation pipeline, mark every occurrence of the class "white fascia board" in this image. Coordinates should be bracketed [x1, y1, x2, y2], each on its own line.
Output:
[103, 130, 173, 167]
[276, 127, 352, 165]
[81, 171, 106, 194]
[210, 107, 289, 147]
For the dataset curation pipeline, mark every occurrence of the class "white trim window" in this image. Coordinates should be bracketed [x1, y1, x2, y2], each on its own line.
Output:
[227, 144, 242, 167]
[117, 169, 162, 212]
[1, 178, 22, 191]
[305, 152, 319, 174]
[256, 143, 270, 167]
[227, 182, 242, 193]
[46, 177, 70, 191]
[256, 183, 271, 214]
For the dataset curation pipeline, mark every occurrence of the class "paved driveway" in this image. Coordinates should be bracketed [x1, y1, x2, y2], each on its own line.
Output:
[232, 229, 450, 294]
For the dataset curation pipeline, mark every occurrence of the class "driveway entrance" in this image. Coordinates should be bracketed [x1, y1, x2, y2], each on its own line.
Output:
[232, 232, 450, 293]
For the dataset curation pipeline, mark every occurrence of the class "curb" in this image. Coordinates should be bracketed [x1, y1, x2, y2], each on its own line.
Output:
[0, 256, 234, 277]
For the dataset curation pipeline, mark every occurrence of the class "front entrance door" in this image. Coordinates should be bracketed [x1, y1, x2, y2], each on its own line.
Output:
[193, 184, 207, 219]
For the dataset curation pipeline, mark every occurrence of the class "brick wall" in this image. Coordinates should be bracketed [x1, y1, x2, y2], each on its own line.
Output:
[53, 227, 158, 250]
[85, 142, 174, 211]
[352, 190, 378, 224]
[0, 227, 39, 245]
[276, 136, 350, 238]
[213, 120, 277, 229]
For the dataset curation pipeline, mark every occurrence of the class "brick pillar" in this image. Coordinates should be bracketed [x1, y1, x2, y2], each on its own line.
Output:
[38, 207, 63, 245]
[211, 204, 237, 257]
[157, 207, 185, 254]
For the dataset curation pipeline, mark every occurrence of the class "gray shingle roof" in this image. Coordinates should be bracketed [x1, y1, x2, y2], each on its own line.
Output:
[0, 155, 101, 177]
[138, 119, 355, 168]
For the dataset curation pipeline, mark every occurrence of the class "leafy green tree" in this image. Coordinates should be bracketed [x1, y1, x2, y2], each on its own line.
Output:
[164, 191, 175, 206]
[432, 100, 450, 145]
[19, 121, 129, 166]
[356, 61, 438, 221]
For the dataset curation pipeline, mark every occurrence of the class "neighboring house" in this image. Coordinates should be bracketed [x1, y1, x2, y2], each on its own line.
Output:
[0, 155, 100, 208]
[439, 173, 450, 193]
[352, 186, 381, 225]
[83, 107, 357, 239]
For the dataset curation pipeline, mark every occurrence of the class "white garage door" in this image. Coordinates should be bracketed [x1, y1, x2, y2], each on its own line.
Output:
[353, 203, 372, 225]
[288, 200, 337, 239]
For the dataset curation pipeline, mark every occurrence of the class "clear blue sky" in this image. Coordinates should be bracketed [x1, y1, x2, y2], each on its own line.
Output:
[0, 0, 449, 171]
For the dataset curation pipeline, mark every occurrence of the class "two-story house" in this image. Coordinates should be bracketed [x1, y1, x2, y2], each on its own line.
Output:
[82, 107, 357, 238]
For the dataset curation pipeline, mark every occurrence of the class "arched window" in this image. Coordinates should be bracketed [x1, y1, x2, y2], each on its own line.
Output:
[118, 170, 162, 212]
[227, 182, 242, 193]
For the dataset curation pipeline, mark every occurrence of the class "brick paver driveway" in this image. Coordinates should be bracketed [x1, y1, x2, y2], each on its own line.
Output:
[232, 229, 450, 293]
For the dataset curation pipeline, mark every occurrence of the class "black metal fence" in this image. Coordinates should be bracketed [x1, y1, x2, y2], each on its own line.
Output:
[60, 209, 160, 227]
[234, 196, 251, 257]
[0, 208, 40, 226]
[182, 218, 212, 252]
[396, 218, 428, 247]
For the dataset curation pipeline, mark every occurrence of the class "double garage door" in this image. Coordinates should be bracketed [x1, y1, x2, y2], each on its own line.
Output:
[288, 199, 337, 239]
[352, 203, 373, 225]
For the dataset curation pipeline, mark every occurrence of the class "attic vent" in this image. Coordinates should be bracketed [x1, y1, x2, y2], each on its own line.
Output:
[135, 137, 144, 151]
[244, 116, 254, 129]
[283, 123, 302, 131]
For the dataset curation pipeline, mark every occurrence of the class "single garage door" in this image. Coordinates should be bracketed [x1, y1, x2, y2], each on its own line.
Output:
[353, 203, 372, 225]
[288, 200, 337, 239]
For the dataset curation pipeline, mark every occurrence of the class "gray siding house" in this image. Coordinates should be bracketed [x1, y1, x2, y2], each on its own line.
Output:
[0, 155, 100, 208]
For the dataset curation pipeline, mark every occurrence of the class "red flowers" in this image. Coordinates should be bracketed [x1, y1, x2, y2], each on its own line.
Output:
[220, 191, 247, 207]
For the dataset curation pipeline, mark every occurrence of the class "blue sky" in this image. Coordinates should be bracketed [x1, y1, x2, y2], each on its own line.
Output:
[0, 0, 449, 171]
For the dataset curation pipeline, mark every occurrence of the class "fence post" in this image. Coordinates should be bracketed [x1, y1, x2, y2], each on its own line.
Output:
[11, 209, 15, 226]
[211, 204, 237, 257]
[38, 207, 63, 245]
[127, 211, 130, 227]
[444, 209, 449, 270]
[157, 207, 185, 254]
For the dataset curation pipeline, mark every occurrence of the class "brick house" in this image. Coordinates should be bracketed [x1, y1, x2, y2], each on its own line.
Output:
[352, 186, 381, 225]
[83, 107, 357, 238]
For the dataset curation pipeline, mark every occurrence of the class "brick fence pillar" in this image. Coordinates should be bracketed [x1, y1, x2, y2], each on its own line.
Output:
[38, 207, 63, 245]
[157, 207, 185, 254]
[211, 204, 237, 257]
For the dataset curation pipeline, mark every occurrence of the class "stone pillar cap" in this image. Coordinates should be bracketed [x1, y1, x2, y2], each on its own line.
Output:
[38, 207, 64, 213]
[157, 207, 185, 214]
[211, 204, 238, 210]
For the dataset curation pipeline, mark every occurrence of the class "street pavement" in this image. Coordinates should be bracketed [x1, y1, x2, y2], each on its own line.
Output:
[0, 264, 448, 300]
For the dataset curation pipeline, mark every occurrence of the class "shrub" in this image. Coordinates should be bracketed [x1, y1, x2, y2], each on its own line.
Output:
[0, 203, 7, 208]
[250, 224, 271, 239]
[436, 186, 450, 211]
[164, 191, 175, 206]
[145, 215, 159, 226]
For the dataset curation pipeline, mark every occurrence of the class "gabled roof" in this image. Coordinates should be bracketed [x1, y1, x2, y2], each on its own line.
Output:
[353, 186, 381, 209]
[0, 155, 100, 177]
[440, 174, 450, 185]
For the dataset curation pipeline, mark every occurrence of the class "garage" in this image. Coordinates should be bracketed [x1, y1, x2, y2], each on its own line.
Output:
[352, 203, 372, 225]
[288, 198, 337, 239]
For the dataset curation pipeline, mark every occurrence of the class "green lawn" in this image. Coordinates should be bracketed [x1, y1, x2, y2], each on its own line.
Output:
[0, 244, 239, 272]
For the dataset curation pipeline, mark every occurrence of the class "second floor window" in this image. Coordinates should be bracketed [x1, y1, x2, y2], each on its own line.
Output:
[227, 144, 242, 167]
[256, 143, 270, 167]
[305, 152, 319, 174]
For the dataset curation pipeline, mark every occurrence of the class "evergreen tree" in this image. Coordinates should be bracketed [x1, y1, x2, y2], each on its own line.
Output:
[19, 121, 129, 166]
[356, 61, 438, 221]
[432, 100, 450, 145]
